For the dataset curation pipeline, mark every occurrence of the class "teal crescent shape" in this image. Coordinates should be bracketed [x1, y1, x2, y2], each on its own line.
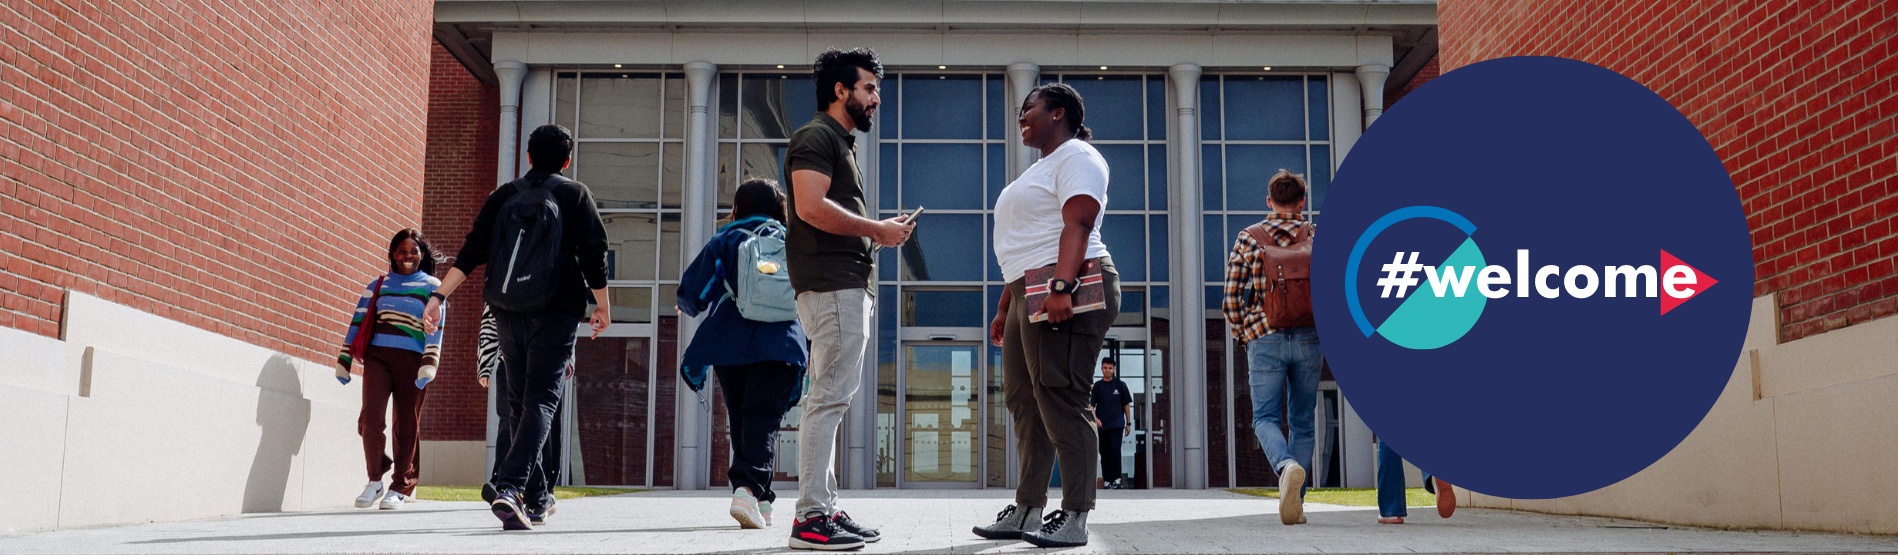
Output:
[1376, 237, 1488, 349]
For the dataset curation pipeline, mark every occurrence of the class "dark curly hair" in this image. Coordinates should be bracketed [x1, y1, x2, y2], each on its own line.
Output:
[813, 47, 883, 109]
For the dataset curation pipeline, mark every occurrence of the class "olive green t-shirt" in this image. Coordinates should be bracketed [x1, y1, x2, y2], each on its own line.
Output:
[784, 113, 874, 293]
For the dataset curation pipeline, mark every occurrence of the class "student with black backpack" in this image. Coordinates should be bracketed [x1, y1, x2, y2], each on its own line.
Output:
[423, 124, 610, 531]
[676, 178, 808, 531]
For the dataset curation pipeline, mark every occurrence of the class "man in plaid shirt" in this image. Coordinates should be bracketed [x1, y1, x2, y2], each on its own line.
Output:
[1221, 170, 1320, 526]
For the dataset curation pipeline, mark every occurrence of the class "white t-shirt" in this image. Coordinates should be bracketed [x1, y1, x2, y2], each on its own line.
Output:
[993, 138, 1112, 282]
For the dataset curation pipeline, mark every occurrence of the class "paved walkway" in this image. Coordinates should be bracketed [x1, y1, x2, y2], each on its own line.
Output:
[5, 489, 1895, 554]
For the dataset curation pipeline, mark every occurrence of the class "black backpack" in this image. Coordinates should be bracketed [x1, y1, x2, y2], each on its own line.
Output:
[485, 174, 567, 312]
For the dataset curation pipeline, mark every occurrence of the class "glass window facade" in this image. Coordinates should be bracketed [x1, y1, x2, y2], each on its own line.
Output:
[541, 67, 1343, 490]
[1199, 73, 1335, 488]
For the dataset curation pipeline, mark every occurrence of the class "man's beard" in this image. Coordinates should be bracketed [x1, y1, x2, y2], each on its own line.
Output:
[845, 95, 875, 132]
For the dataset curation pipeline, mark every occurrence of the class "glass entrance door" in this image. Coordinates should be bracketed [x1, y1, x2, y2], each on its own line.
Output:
[901, 342, 985, 488]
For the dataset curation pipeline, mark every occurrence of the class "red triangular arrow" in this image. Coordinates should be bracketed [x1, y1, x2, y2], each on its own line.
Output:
[1659, 249, 1717, 316]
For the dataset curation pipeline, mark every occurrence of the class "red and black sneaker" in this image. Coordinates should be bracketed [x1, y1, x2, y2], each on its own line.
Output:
[788, 512, 865, 551]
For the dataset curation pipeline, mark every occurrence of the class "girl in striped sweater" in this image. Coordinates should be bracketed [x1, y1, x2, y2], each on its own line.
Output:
[337, 228, 444, 510]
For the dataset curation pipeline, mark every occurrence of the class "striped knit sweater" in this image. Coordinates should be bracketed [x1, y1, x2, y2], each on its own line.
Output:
[338, 271, 444, 371]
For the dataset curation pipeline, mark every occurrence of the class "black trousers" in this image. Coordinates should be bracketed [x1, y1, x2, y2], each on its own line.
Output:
[491, 369, 563, 510]
[492, 308, 581, 501]
[715, 361, 801, 503]
[1098, 427, 1124, 484]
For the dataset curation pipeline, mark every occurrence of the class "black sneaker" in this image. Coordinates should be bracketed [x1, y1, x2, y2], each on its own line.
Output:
[490, 488, 532, 531]
[527, 498, 557, 526]
[481, 483, 498, 504]
[832, 511, 880, 543]
[788, 512, 865, 551]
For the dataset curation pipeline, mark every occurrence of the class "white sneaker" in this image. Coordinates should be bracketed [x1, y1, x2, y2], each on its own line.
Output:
[760, 500, 774, 527]
[355, 481, 386, 509]
[1278, 462, 1307, 525]
[730, 489, 765, 529]
[379, 491, 408, 510]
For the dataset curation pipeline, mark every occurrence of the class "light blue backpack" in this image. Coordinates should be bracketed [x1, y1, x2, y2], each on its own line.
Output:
[724, 220, 798, 322]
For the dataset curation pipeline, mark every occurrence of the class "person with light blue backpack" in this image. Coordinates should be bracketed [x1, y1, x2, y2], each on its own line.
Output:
[677, 177, 809, 530]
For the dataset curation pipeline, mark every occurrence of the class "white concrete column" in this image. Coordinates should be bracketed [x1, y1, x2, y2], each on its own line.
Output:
[493, 61, 529, 183]
[1166, 63, 1208, 490]
[1355, 64, 1390, 129]
[1004, 62, 1040, 181]
[674, 61, 719, 491]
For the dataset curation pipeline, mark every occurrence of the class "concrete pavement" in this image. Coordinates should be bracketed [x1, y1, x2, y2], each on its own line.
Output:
[3, 489, 1895, 554]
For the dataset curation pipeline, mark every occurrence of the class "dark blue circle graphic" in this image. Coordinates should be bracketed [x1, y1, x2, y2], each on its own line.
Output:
[1311, 56, 1753, 499]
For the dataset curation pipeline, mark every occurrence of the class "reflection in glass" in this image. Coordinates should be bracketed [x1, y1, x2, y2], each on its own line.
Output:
[880, 143, 899, 210]
[905, 344, 982, 483]
[1148, 145, 1167, 210]
[900, 213, 984, 282]
[739, 142, 790, 189]
[1096, 144, 1144, 211]
[578, 143, 661, 209]
[717, 143, 737, 210]
[1116, 291, 1146, 327]
[1311, 145, 1331, 212]
[581, 74, 664, 138]
[1224, 144, 1306, 212]
[1200, 78, 1221, 140]
[1308, 77, 1330, 141]
[1202, 144, 1223, 210]
[603, 213, 659, 281]
[1222, 76, 1305, 141]
[876, 285, 899, 488]
[556, 74, 578, 131]
[900, 144, 983, 211]
[901, 290, 985, 328]
[610, 287, 653, 323]
[663, 77, 686, 139]
[574, 336, 651, 485]
[738, 76, 817, 140]
[1149, 215, 1169, 282]
[1101, 215, 1145, 282]
[1202, 216, 1226, 281]
[901, 75, 983, 140]
[661, 142, 684, 210]
[659, 213, 682, 279]
[1061, 76, 1143, 141]
[718, 74, 739, 138]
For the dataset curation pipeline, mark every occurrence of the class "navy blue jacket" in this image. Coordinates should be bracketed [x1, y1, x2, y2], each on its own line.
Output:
[678, 216, 809, 390]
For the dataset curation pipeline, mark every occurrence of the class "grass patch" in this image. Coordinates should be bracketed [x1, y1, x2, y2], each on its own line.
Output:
[413, 485, 643, 502]
[1230, 487, 1435, 507]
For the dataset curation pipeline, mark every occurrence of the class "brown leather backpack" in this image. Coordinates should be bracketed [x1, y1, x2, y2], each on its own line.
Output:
[1243, 222, 1314, 329]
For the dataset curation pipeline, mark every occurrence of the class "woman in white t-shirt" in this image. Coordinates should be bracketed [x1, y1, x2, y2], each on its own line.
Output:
[971, 83, 1121, 549]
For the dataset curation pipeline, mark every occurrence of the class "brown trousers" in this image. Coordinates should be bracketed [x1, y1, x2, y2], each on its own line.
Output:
[359, 346, 427, 495]
[1003, 258, 1121, 512]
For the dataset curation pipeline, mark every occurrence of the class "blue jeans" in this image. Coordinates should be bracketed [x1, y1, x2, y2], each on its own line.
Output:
[1245, 326, 1322, 494]
[1376, 440, 1436, 518]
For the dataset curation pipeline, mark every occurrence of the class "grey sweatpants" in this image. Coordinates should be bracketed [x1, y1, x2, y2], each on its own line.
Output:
[793, 288, 872, 517]
[1003, 259, 1121, 512]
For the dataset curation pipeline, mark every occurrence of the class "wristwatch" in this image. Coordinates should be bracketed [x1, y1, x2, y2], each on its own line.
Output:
[1048, 277, 1076, 295]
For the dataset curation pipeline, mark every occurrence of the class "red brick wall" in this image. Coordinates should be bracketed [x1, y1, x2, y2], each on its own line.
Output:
[0, 2, 431, 359]
[420, 43, 499, 442]
[1438, 1, 1898, 342]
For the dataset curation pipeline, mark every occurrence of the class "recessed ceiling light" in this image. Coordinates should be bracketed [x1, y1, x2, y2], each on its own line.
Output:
[776, 64, 785, 69]
[938, 65, 947, 70]
[1099, 66, 1109, 70]
[614, 64, 623, 68]
[1262, 66, 1272, 71]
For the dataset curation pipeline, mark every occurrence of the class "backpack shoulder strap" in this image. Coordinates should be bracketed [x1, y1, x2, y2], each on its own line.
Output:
[1242, 222, 1275, 247]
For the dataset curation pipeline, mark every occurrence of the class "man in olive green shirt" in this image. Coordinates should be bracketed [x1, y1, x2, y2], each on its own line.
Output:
[781, 47, 914, 551]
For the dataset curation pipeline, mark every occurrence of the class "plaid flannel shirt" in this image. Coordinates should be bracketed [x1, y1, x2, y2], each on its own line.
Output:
[1222, 213, 1315, 344]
